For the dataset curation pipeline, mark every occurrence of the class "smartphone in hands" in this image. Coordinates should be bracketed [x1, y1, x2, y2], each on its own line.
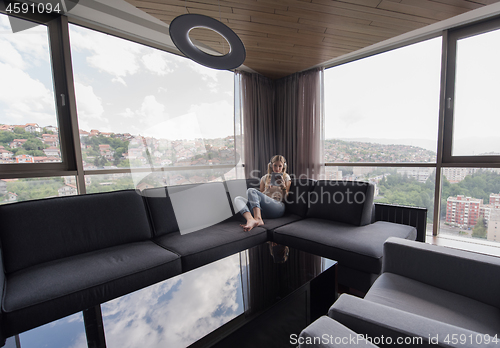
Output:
[270, 172, 283, 186]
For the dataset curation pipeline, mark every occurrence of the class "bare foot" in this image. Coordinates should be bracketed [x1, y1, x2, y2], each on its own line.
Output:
[240, 218, 261, 232]
[256, 218, 264, 226]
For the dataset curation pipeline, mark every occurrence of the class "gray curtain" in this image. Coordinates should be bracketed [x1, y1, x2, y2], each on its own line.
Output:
[238, 68, 324, 180]
[237, 71, 276, 179]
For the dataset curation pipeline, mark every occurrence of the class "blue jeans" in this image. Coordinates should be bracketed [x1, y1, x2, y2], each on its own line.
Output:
[234, 188, 285, 219]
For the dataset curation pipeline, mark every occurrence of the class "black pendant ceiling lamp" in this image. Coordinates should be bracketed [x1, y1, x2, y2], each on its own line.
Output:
[169, 13, 246, 70]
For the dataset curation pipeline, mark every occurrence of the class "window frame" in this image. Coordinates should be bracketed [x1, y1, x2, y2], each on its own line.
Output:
[442, 16, 500, 165]
[0, 9, 79, 179]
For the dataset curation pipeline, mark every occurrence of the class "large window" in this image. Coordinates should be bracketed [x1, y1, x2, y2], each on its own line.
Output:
[0, 14, 61, 165]
[324, 37, 442, 236]
[325, 18, 500, 249]
[324, 37, 442, 164]
[68, 24, 236, 173]
[451, 27, 500, 156]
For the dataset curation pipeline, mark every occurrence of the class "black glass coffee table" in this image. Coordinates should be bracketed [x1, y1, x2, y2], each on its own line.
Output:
[11, 243, 337, 348]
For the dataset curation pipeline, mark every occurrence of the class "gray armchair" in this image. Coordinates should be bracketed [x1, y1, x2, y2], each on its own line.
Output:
[328, 237, 500, 348]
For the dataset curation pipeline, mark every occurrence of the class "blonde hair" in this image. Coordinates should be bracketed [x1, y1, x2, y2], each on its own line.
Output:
[266, 155, 287, 185]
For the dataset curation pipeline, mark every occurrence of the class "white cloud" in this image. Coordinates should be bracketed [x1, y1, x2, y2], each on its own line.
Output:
[0, 15, 50, 69]
[119, 108, 135, 119]
[0, 62, 56, 125]
[101, 254, 242, 348]
[142, 51, 174, 76]
[0, 39, 24, 69]
[112, 77, 127, 86]
[74, 82, 105, 120]
[184, 58, 219, 82]
[138, 95, 169, 126]
[189, 100, 234, 138]
[69, 26, 141, 79]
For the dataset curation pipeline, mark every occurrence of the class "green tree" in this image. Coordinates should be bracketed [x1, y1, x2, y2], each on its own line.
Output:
[472, 216, 487, 239]
[0, 130, 15, 145]
[94, 156, 108, 167]
[13, 127, 25, 135]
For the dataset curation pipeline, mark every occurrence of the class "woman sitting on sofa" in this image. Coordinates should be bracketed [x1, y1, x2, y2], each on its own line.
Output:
[234, 155, 291, 231]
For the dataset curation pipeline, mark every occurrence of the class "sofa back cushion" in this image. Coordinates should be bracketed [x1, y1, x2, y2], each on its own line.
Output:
[306, 180, 374, 226]
[0, 190, 152, 274]
[142, 186, 179, 236]
[225, 178, 260, 216]
[284, 178, 316, 217]
[146, 182, 232, 236]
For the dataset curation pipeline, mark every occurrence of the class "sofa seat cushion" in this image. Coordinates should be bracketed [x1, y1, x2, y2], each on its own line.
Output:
[153, 221, 267, 272]
[273, 219, 416, 274]
[365, 273, 500, 336]
[2, 241, 181, 336]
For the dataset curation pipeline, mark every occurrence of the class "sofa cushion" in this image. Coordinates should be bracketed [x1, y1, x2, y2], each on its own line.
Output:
[153, 221, 267, 272]
[306, 181, 374, 226]
[284, 178, 316, 217]
[299, 316, 378, 348]
[225, 178, 261, 216]
[364, 273, 500, 336]
[273, 219, 416, 274]
[2, 241, 181, 336]
[329, 294, 497, 348]
[142, 187, 179, 236]
[144, 182, 233, 236]
[0, 190, 152, 274]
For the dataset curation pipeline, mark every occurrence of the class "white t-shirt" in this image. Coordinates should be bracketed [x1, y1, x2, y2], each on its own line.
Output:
[260, 173, 291, 202]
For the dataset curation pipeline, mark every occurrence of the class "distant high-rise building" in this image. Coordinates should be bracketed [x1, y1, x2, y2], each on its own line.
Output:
[442, 168, 479, 183]
[490, 193, 500, 206]
[446, 195, 484, 228]
[487, 207, 500, 242]
[396, 168, 432, 183]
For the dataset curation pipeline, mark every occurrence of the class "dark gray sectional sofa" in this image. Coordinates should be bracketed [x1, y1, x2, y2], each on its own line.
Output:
[0, 178, 423, 344]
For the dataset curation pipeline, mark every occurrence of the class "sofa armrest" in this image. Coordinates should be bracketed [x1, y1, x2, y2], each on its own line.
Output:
[374, 203, 427, 242]
[298, 316, 377, 347]
[329, 294, 499, 348]
[383, 237, 500, 308]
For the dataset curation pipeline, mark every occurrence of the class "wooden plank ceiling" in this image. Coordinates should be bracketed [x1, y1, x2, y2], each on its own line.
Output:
[125, 0, 499, 79]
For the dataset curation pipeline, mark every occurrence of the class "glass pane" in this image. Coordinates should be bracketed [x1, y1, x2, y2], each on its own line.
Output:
[102, 254, 244, 348]
[0, 14, 61, 164]
[18, 312, 86, 348]
[325, 166, 435, 227]
[0, 176, 76, 204]
[453, 28, 500, 156]
[68, 24, 235, 172]
[440, 168, 500, 242]
[324, 37, 441, 163]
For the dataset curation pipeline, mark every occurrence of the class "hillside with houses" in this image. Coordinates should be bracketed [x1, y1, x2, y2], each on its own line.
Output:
[0, 123, 237, 169]
[324, 139, 436, 163]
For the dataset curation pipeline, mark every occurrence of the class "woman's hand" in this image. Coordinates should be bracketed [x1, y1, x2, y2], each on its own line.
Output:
[276, 174, 285, 188]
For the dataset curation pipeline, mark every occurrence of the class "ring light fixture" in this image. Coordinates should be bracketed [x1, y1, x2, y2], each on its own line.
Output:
[169, 13, 246, 70]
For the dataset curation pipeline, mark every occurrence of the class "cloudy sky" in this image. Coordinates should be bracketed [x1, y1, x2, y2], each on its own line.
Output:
[2, 13, 498, 151]
[0, 14, 234, 141]
[68, 24, 235, 140]
[0, 15, 58, 128]
[325, 33, 500, 155]
[324, 37, 442, 149]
